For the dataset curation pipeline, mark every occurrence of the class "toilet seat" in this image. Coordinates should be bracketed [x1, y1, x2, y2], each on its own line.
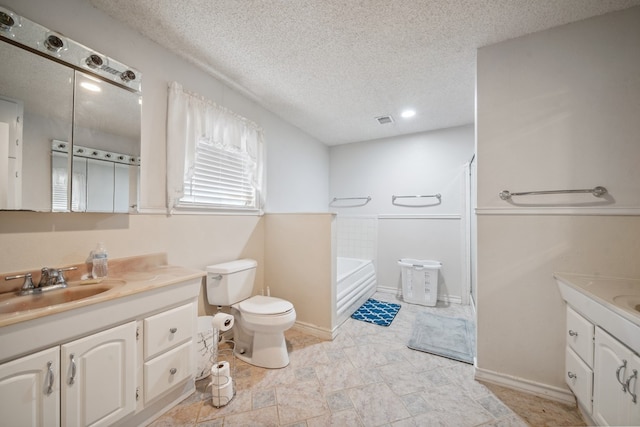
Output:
[236, 295, 294, 315]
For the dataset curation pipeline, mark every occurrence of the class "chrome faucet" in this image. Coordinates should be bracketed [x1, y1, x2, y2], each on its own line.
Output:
[5, 266, 77, 296]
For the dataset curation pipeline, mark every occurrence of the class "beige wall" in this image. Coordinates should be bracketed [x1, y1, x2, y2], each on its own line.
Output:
[0, 212, 342, 328]
[476, 6, 640, 396]
[264, 214, 336, 336]
[0, 212, 264, 316]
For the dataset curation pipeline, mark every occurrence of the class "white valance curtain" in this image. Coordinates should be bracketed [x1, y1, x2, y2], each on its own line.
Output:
[166, 81, 264, 212]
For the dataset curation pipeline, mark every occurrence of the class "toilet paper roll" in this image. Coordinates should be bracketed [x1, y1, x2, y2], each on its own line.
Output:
[211, 376, 234, 407]
[210, 361, 230, 386]
[212, 312, 234, 332]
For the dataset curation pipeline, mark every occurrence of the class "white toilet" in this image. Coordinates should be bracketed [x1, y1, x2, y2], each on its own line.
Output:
[205, 259, 296, 369]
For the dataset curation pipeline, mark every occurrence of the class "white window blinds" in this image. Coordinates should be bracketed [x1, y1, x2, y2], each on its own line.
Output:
[182, 140, 255, 208]
[166, 82, 264, 213]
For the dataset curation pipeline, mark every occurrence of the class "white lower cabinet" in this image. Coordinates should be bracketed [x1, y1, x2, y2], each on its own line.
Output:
[61, 322, 137, 427]
[0, 322, 135, 427]
[593, 327, 640, 426]
[0, 277, 201, 426]
[0, 347, 60, 427]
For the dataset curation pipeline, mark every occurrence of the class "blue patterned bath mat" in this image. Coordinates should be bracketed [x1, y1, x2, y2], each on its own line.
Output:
[351, 298, 401, 327]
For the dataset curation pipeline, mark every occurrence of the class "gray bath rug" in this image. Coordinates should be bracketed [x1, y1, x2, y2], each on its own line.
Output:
[407, 312, 475, 364]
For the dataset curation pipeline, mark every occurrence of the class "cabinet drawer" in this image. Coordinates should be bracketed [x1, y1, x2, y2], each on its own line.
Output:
[566, 346, 593, 414]
[144, 303, 195, 360]
[567, 306, 594, 366]
[144, 340, 193, 404]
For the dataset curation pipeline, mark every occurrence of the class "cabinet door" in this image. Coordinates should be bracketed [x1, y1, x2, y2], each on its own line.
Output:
[594, 327, 634, 426]
[0, 347, 60, 427]
[61, 322, 136, 427]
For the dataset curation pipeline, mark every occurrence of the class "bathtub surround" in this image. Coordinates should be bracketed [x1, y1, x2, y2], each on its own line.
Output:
[335, 216, 378, 262]
[336, 257, 377, 326]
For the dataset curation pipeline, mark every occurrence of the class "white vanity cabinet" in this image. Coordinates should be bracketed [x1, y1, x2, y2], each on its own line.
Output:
[593, 327, 640, 426]
[0, 274, 202, 427]
[0, 322, 136, 427]
[562, 305, 640, 426]
[61, 322, 137, 427]
[0, 347, 60, 427]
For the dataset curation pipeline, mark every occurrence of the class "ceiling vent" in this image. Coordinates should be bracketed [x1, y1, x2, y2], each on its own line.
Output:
[375, 115, 394, 125]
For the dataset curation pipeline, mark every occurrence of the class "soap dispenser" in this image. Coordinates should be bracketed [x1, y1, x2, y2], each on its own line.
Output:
[91, 242, 108, 279]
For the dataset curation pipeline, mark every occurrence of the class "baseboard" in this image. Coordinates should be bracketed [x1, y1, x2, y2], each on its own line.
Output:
[377, 285, 401, 295]
[292, 320, 333, 340]
[114, 379, 194, 426]
[376, 286, 462, 305]
[474, 366, 576, 405]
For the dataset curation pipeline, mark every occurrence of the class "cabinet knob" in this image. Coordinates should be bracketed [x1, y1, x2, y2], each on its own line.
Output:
[567, 371, 577, 379]
[169, 327, 177, 334]
[170, 368, 177, 375]
[568, 330, 578, 337]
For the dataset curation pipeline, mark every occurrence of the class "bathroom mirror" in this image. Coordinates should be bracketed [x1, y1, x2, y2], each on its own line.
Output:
[0, 6, 141, 212]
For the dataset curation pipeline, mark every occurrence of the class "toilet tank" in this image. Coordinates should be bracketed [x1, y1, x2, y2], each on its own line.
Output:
[206, 259, 257, 306]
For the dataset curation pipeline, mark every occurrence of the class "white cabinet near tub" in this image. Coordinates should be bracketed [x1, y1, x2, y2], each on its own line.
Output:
[0, 347, 60, 427]
[593, 327, 640, 426]
[556, 273, 640, 426]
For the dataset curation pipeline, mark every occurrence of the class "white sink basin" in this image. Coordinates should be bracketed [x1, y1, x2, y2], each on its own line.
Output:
[613, 294, 640, 314]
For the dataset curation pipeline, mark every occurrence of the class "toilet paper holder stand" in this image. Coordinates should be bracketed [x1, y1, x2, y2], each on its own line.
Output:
[210, 338, 236, 408]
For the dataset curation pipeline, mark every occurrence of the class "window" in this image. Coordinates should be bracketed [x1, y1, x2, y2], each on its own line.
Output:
[182, 139, 256, 208]
[166, 82, 264, 213]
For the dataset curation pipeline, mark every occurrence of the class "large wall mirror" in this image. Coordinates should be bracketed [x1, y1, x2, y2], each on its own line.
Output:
[0, 6, 141, 213]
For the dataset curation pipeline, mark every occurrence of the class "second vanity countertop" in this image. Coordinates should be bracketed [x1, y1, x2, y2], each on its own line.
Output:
[0, 254, 205, 329]
[555, 272, 640, 354]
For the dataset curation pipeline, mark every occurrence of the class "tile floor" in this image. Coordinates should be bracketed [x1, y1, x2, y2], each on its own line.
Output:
[150, 292, 585, 426]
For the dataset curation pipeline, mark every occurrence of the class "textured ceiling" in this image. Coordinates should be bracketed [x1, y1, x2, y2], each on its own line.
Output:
[90, 0, 640, 145]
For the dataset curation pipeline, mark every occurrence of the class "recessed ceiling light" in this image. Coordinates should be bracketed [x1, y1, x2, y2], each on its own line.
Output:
[401, 109, 416, 119]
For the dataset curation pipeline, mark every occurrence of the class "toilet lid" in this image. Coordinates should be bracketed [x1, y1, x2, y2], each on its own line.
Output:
[238, 295, 294, 315]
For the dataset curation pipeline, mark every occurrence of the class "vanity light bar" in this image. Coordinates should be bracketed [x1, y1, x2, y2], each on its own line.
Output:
[51, 141, 141, 166]
[0, 6, 141, 92]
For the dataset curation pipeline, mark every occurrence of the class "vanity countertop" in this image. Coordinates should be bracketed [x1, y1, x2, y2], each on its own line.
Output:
[554, 272, 640, 327]
[555, 272, 640, 354]
[0, 254, 205, 328]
